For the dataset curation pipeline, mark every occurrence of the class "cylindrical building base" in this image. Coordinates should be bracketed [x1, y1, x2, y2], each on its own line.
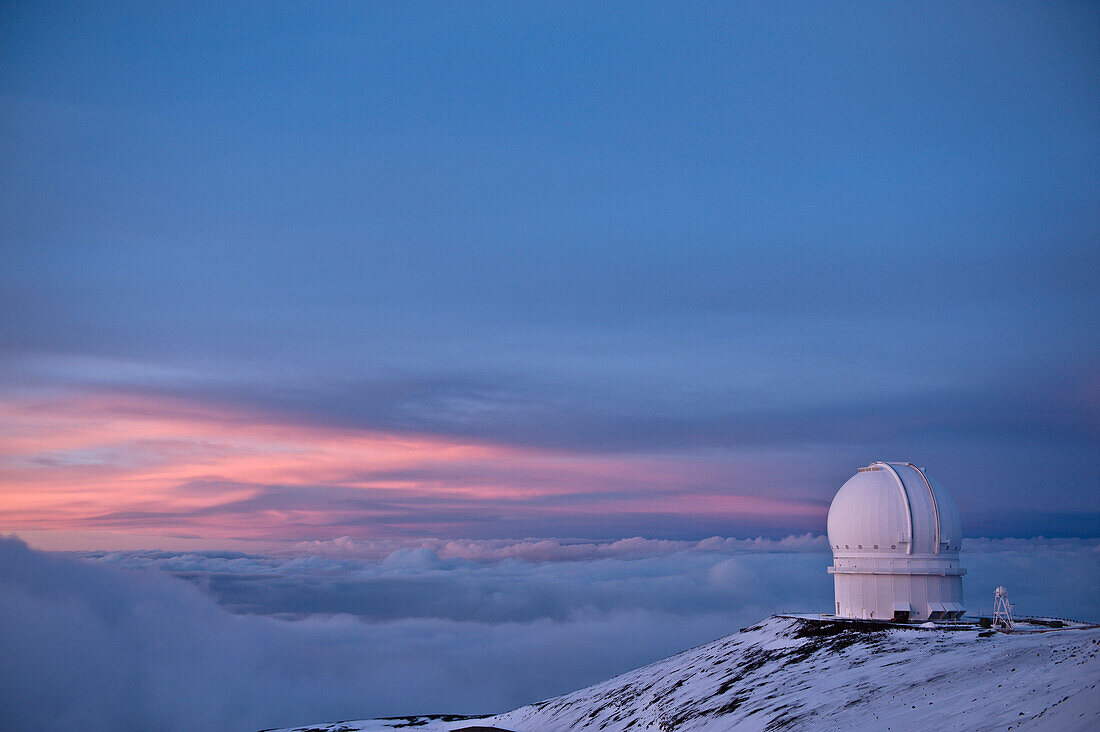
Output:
[831, 571, 964, 621]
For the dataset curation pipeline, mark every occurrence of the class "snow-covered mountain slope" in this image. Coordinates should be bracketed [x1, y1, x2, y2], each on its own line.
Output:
[266, 616, 1100, 732]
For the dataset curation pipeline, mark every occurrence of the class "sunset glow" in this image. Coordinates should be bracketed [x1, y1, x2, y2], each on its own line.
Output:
[0, 388, 823, 546]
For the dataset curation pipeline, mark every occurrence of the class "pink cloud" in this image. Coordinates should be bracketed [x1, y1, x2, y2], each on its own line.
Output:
[0, 390, 826, 547]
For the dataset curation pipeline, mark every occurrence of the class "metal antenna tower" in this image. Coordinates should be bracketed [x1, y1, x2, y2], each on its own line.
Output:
[993, 586, 1013, 629]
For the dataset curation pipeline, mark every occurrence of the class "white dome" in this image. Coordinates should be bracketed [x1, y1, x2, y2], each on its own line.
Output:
[827, 462, 962, 556]
[826, 462, 966, 621]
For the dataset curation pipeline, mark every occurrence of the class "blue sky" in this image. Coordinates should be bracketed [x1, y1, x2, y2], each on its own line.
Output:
[1, 1, 1098, 544]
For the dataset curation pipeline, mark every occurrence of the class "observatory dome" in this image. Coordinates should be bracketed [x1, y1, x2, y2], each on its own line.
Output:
[827, 462, 966, 622]
[827, 462, 962, 556]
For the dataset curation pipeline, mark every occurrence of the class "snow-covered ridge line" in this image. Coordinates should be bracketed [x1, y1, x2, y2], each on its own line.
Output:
[266, 614, 1100, 732]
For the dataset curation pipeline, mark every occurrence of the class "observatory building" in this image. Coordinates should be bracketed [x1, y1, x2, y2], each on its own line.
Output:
[827, 462, 966, 622]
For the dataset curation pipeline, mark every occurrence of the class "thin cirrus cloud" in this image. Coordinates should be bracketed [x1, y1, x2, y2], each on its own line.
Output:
[0, 388, 823, 546]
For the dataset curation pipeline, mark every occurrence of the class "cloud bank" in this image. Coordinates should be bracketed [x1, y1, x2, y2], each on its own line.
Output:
[3, 534, 1098, 730]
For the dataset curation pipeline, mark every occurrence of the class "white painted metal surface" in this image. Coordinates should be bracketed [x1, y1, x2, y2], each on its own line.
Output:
[827, 462, 966, 621]
[993, 586, 1014, 629]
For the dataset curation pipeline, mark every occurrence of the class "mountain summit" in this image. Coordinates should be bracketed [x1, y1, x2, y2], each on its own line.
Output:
[267, 615, 1099, 731]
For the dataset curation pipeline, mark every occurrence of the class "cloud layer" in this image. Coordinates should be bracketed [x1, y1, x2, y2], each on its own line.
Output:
[0, 390, 832, 543]
[3, 534, 1098, 730]
[3, 387, 1097, 545]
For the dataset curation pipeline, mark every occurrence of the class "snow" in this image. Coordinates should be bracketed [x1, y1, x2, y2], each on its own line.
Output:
[265, 615, 1100, 732]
